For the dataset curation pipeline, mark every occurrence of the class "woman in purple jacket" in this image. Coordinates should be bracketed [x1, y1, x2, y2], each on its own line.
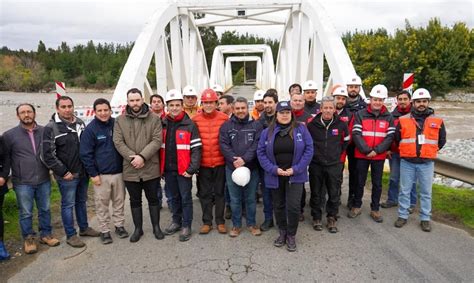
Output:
[257, 101, 313, 252]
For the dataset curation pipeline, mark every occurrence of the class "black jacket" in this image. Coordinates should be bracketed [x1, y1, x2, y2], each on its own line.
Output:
[307, 113, 350, 166]
[0, 136, 8, 195]
[304, 100, 321, 116]
[41, 113, 86, 178]
[345, 95, 367, 113]
[258, 112, 275, 129]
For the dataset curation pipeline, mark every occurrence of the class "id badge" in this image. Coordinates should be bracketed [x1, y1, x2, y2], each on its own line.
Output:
[418, 134, 426, 144]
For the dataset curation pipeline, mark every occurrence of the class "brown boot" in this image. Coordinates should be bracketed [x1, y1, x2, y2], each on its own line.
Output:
[24, 235, 37, 254]
[370, 210, 384, 223]
[247, 226, 262, 236]
[327, 217, 338, 233]
[39, 235, 60, 247]
[229, 227, 241, 237]
[217, 224, 227, 234]
[347, 207, 362, 218]
[199, 224, 212, 234]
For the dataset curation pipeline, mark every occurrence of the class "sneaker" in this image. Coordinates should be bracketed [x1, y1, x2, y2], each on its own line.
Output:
[248, 226, 262, 236]
[115, 227, 129, 239]
[380, 201, 398, 208]
[420, 221, 431, 232]
[327, 217, 338, 233]
[408, 206, 416, 214]
[39, 235, 60, 247]
[274, 230, 287, 247]
[394, 217, 407, 228]
[286, 235, 297, 252]
[370, 210, 384, 223]
[224, 205, 232, 220]
[260, 219, 274, 231]
[100, 232, 113, 245]
[79, 227, 100, 237]
[217, 224, 227, 234]
[24, 235, 37, 254]
[164, 222, 182, 235]
[299, 213, 305, 222]
[313, 219, 323, 231]
[229, 227, 241, 237]
[199, 224, 212, 234]
[179, 227, 192, 242]
[66, 235, 86, 248]
[347, 207, 362, 218]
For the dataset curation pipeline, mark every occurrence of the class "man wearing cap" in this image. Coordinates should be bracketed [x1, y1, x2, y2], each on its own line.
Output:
[161, 89, 202, 241]
[302, 80, 321, 117]
[394, 88, 446, 232]
[344, 76, 367, 210]
[219, 97, 263, 237]
[183, 85, 201, 118]
[251, 90, 266, 120]
[349, 85, 395, 223]
[192, 89, 229, 235]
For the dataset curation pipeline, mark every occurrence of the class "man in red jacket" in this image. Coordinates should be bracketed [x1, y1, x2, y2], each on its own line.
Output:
[192, 89, 229, 235]
[349, 85, 395, 223]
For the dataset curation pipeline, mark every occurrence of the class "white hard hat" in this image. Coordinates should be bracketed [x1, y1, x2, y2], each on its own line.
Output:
[412, 88, 431, 100]
[369, 84, 388, 99]
[253, 90, 265, 101]
[182, 85, 197, 97]
[211, 84, 224, 93]
[302, 80, 318, 91]
[165, 89, 183, 103]
[332, 86, 348, 97]
[346, 75, 362, 86]
[231, 166, 251, 187]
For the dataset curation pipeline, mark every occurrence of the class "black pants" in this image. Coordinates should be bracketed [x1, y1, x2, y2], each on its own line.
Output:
[354, 159, 384, 211]
[309, 163, 343, 219]
[0, 193, 4, 240]
[272, 177, 303, 236]
[124, 178, 160, 209]
[346, 144, 358, 203]
[197, 166, 225, 225]
[300, 187, 306, 214]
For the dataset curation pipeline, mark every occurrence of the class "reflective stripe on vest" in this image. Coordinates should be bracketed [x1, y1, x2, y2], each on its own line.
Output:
[399, 115, 442, 159]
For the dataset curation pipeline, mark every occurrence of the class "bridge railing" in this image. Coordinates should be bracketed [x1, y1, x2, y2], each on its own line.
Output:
[434, 156, 474, 185]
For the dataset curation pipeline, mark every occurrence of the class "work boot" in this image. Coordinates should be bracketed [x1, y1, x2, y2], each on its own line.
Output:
[130, 207, 144, 243]
[224, 205, 232, 220]
[248, 226, 262, 236]
[24, 235, 37, 254]
[394, 217, 407, 228]
[380, 201, 398, 208]
[199, 224, 212, 234]
[0, 240, 11, 261]
[273, 230, 287, 247]
[420, 221, 431, 232]
[79, 227, 100, 237]
[164, 222, 182, 235]
[408, 205, 416, 214]
[217, 224, 227, 234]
[66, 235, 85, 248]
[286, 235, 297, 252]
[39, 235, 60, 247]
[115, 226, 129, 239]
[347, 207, 362, 218]
[327, 217, 338, 233]
[370, 210, 384, 223]
[149, 205, 165, 240]
[179, 227, 192, 242]
[260, 219, 274, 231]
[312, 219, 323, 231]
[100, 232, 113, 245]
[229, 227, 241, 238]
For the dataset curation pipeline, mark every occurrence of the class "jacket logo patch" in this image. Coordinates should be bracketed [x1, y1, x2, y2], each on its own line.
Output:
[179, 133, 184, 140]
[430, 123, 438, 128]
[97, 135, 106, 140]
[332, 129, 339, 136]
[379, 121, 386, 128]
[247, 133, 254, 141]
[340, 117, 349, 122]
[296, 133, 303, 142]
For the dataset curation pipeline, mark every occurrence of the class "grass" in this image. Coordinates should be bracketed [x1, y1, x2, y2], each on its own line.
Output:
[3, 181, 62, 241]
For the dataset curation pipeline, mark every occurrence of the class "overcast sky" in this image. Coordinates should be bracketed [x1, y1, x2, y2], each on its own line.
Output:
[0, 0, 472, 51]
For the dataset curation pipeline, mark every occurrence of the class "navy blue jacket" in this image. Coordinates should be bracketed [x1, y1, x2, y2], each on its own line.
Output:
[219, 115, 263, 170]
[80, 117, 123, 177]
[257, 123, 313, 188]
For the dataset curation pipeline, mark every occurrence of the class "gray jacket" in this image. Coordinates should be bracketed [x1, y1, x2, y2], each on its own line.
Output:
[3, 124, 50, 185]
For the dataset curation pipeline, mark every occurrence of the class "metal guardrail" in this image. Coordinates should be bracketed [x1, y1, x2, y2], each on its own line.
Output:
[434, 156, 474, 185]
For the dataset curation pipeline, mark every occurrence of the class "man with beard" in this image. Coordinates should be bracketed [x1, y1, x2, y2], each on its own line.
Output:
[4, 104, 60, 254]
[113, 88, 164, 242]
[381, 91, 417, 210]
[302, 80, 320, 117]
[394, 88, 446, 232]
[344, 76, 367, 210]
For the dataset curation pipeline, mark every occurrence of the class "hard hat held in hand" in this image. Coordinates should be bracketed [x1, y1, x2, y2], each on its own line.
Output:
[412, 88, 431, 100]
[232, 166, 251, 187]
[369, 84, 388, 99]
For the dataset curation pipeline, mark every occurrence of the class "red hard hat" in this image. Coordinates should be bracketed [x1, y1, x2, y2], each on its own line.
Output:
[200, 88, 218, 102]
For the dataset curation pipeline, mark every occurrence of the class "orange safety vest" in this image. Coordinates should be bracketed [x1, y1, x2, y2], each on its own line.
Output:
[398, 115, 443, 159]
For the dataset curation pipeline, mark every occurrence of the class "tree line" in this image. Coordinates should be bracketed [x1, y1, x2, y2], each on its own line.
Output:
[0, 18, 471, 95]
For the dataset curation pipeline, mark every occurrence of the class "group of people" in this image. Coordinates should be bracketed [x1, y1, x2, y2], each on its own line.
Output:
[0, 77, 446, 260]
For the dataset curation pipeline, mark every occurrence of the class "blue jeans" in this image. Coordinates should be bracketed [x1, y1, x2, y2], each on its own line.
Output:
[14, 181, 53, 238]
[164, 172, 193, 228]
[57, 176, 90, 238]
[226, 167, 258, 227]
[259, 166, 273, 221]
[398, 160, 434, 221]
[388, 153, 417, 206]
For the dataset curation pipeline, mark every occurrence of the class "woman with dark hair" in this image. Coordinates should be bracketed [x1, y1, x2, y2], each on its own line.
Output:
[257, 101, 313, 252]
[0, 135, 11, 260]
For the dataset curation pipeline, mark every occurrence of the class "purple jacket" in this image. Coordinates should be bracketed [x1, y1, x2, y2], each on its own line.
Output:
[257, 123, 313, 189]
